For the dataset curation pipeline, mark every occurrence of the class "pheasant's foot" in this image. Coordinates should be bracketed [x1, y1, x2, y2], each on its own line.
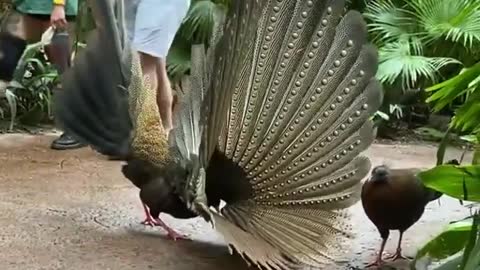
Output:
[365, 259, 384, 268]
[154, 218, 189, 241]
[385, 250, 409, 261]
[140, 215, 160, 227]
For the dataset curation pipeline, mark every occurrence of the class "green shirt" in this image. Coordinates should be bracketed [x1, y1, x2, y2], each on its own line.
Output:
[13, 0, 79, 16]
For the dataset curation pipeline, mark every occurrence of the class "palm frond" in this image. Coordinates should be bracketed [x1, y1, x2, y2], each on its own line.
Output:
[411, 0, 480, 48]
[377, 39, 461, 88]
[427, 61, 480, 134]
[364, 0, 416, 45]
[427, 61, 480, 110]
[452, 93, 480, 133]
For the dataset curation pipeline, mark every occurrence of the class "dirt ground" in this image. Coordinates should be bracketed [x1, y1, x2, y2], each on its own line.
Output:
[0, 133, 473, 270]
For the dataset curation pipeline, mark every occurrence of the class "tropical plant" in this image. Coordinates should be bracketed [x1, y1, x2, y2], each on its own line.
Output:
[414, 109, 480, 269]
[414, 162, 480, 270]
[0, 1, 94, 130]
[167, 0, 229, 81]
[0, 41, 60, 130]
[427, 63, 480, 136]
[364, 0, 480, 90]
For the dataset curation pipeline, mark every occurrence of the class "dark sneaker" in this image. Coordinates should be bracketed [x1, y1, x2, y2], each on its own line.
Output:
[50, 132, 86, 150]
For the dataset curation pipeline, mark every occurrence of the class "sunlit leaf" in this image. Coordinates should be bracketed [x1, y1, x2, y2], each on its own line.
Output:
[415, 219, 473, 261]
[418, 165, 480, 202]
[364, 0, 415, 46]
[450, 91, 480, 133]
[376, 39, 460, 88]
[460, 214, 480, 270]
[460, 135, 479, 144]
[426, 59, 480, 134]
[411, 0, 480, 48]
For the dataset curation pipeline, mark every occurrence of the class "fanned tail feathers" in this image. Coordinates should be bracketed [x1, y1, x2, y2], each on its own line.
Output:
[197, 0, 382, 268]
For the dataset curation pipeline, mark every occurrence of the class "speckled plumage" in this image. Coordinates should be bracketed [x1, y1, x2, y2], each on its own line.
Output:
[55, 0, 383, 269]
[127, 52, 171, 167]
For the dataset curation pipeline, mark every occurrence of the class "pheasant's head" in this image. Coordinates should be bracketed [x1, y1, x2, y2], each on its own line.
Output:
[370, 165, 390, 183]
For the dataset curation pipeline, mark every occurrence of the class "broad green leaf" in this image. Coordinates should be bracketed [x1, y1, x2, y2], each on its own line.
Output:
[418, 165, 480, 201]
[463, 235, 480, 270]
[415, 219, 473, 261]
[461, 214, 479, 270]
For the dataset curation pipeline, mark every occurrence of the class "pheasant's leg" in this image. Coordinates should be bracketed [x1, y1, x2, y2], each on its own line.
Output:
[153, 218, 189, 241]
[140, 203, 159, 227]
[386, 232, 408, 261]
[366, 238, 387, 268]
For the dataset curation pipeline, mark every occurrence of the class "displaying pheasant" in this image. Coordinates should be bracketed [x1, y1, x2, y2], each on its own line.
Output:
[55, 0, 382, 268]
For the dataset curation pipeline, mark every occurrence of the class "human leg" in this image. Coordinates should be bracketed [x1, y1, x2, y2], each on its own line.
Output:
[156, 58, 173, 133]
[132, 0, 190, 134]
[46, 20, 86, 150]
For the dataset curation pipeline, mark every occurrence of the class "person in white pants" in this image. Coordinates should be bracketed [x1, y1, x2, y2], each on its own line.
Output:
[125, 0, 190, 135]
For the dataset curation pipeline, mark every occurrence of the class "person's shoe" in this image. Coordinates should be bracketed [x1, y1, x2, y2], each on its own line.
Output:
[50, 132, 86, 150]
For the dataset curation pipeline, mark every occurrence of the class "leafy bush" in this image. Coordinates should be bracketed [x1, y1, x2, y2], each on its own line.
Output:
[415, 162, 480, 270]
[0, 40, 59, 130]
[363, 0, 480, 130]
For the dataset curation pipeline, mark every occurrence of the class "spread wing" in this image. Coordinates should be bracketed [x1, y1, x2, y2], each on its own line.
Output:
[54, 0, 133, 157]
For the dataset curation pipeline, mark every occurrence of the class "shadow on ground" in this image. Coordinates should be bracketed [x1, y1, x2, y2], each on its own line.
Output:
[0, 134, 472, 270]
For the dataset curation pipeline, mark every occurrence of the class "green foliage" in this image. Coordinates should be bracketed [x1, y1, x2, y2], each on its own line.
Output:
[178, 0, 226, 44]
[415, 218, 474, 261]
[415, 138, 480, 269]
[0, 42, 59, 129]
[376, 39, 461, 87]
[0, 1, 95, 130]
[364, 0, 480, 89]
[167, 0, 229, 81]
[414, 214, 480, 270]
[167, 35, 192, 82]
[427, 62, 480, 135]
[418, 164, 480, 201]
